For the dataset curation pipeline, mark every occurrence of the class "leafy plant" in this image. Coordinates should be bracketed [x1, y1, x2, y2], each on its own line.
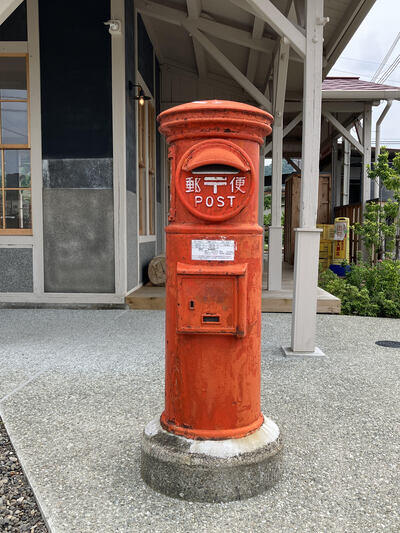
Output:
[319, 260, 400, 318]
[354, 149, 400, 263]
[353, 201, 396, 262]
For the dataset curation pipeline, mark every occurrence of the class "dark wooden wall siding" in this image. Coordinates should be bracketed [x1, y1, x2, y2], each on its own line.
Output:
[0, 1, 27, 41]
[137, 14, 154, 95]
[39, 0, 112, 160]
[126, 0, 136, 194]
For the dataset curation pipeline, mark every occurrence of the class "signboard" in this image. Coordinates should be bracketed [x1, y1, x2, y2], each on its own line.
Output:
[332, 217, 350, 264]
[191, 239, 235, 261]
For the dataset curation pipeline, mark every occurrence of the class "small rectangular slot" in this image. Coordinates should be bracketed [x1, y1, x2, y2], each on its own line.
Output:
[189, 300, 195, 310]
[191, 164, 239, 175]
[202, 314, 220, 323]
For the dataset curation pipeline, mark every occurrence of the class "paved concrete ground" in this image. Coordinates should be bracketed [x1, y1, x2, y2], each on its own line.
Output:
[0, 309, 399, 533]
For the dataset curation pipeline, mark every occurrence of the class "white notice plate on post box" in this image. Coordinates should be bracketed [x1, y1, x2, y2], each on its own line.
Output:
[191, 239, 235, 261]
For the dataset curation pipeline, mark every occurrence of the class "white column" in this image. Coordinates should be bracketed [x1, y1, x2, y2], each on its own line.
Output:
[342, 139, 350, 205]
[332, 139, 340, 208]
[27, 0, 44, 295]
[111, 0, 128, 297]
[268, 120, 283, 290]
[284, 0, 326, 357]
[268, 38, 289, 290]
[362, 104, 372, 206]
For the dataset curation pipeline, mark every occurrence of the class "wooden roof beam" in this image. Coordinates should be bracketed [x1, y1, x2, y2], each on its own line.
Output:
[230, 0, 306, 58]
[293, 0, 305, 28]
[135, 0, 276, 54]
[322, 110, 364, 154]
[186, 0, 207, 79]
[265, 112, 303, 154]
[0, 0, 24, 26]
[246, 17, 264, 83]
[183, 21, 272, 111]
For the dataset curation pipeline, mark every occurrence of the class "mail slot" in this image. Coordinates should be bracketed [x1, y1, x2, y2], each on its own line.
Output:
[202, 315, 220, 323]
[158, 100, 273, 440]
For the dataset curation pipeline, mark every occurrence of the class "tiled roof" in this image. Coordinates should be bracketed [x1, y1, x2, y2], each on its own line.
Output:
[322, 77, 400, 91]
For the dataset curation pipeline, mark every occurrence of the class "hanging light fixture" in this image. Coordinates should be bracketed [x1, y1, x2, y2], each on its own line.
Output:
[128, 81, 151, 105]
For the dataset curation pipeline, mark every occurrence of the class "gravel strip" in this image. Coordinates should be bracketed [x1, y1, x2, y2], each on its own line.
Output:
[0, 417, 47, 533]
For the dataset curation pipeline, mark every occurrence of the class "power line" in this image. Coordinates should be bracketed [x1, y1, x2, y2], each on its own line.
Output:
[341, 56, 381, 65]
[377, 54, 400, 83]
[371, 31, 400, 82]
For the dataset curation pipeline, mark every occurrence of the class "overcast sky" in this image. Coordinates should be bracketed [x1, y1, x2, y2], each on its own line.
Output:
[328, 0, 400, 148]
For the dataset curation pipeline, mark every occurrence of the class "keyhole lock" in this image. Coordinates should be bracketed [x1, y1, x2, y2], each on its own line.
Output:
[189, 300, 195, 310]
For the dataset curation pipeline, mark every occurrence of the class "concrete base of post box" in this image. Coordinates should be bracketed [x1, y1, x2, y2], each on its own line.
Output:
[140, 416, 282, 503]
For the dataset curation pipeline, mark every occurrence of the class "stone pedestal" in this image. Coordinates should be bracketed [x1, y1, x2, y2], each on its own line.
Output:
[141, 417, 283, 503]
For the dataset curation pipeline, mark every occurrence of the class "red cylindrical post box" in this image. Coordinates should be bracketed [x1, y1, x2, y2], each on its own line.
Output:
[141, 100, 282, 503]
[159, 100, 272, 440]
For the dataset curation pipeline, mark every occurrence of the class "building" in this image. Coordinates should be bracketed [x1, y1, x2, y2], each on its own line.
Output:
[1, 0, 398, 354]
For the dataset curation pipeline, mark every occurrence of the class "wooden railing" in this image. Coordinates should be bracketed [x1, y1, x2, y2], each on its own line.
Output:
[334, 203, 362, 263]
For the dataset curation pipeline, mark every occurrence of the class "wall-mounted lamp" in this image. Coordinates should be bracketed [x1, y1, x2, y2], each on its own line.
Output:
[104, 20, 121, 35]
[128, 81, 151, 106]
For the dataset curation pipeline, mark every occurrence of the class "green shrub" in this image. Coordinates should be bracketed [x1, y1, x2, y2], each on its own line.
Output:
[319, 260, 400, 318]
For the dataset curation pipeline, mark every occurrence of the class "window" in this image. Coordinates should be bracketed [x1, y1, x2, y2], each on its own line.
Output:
[0, 55, 31, 234]
[138, 97, 156, 237]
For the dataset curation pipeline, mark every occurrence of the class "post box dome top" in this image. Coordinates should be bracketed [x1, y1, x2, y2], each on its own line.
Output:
[158, 100, 273, 145]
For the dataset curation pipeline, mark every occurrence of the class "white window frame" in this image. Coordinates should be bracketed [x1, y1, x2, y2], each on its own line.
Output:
[0, 2, 44, 293]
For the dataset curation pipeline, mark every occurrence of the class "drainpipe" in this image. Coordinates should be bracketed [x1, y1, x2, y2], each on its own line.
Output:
[375, 100, 393, 199]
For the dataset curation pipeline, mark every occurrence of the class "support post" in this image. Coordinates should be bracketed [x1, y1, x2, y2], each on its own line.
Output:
[343, 139, 350, 205]
[268, 38, 289, 290]
[332, 139, 340, 208]
[362, 104, 372, 205]
[284, 0, 326, 358]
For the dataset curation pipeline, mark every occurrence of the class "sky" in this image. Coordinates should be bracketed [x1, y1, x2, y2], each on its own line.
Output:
[328, 0, 400, 148]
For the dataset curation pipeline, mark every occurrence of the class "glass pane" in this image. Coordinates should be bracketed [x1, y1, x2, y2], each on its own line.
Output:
[4, 149, 30, 187]
[138, 104, 146, 166]
[21, 189, 31, 228]
[4, 189, 31, 229]
[148, 105, 155, 173]
[0, 57, 27, 100]
[1, 101, 28, 145]
[149, 172, 155, 235]
[139, 167, 147, 235]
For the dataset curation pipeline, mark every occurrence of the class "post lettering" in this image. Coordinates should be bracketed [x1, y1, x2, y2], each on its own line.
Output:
[227, 195, 235, 207]
[205, 196, 214, 207]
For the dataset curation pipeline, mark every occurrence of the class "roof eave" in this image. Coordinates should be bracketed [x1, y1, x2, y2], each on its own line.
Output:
[322, 90, 400, 101]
